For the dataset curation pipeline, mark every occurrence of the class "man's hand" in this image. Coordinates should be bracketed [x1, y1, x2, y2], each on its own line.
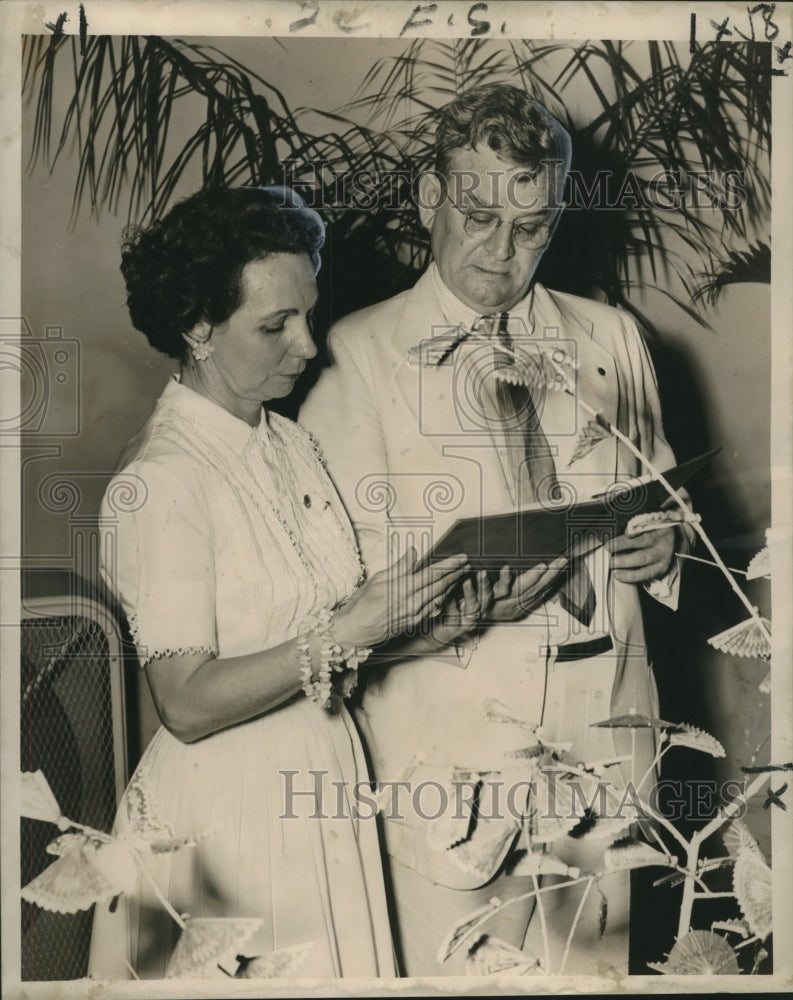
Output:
[607, 526, 676, 584]
[485, 557, 569, 622]
[333, 547, 471, 647]
[427, 570, 494, 645]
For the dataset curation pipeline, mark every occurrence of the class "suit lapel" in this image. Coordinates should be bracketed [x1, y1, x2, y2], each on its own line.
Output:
[392, 271, 461, 436]
[390, 273, 514, 510]
[389, 274, 624, 504]
[533, 285, 620, 492]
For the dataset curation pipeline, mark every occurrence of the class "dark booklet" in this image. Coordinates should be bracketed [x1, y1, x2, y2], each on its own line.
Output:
[418, 449, 717, 572]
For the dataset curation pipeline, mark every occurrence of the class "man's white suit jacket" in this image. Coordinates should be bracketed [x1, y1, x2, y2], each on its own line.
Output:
[300, 269, 681, 889]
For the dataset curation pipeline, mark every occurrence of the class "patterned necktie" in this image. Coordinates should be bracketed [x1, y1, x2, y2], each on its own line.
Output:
[484, 312, 596, 627]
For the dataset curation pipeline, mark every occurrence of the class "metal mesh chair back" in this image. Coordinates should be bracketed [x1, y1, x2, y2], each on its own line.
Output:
[20, 597, 127, 981]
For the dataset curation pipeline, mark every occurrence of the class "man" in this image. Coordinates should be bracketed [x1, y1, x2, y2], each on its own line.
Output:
[301, 84, 685, 976]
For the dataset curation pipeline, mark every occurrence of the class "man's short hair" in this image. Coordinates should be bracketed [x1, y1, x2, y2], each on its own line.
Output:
[435, 83, 571, 181]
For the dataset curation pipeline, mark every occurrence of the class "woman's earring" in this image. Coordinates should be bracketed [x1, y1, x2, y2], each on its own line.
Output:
[190, 339, 215, 362]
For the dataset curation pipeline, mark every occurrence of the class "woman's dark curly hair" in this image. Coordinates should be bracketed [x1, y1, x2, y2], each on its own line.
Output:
[120, 186, 325, 359]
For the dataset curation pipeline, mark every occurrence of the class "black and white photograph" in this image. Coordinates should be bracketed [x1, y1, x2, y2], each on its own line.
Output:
[1, 1, 792, 995]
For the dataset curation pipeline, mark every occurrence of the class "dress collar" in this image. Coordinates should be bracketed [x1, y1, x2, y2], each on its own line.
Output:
[160, 375, 266, 456]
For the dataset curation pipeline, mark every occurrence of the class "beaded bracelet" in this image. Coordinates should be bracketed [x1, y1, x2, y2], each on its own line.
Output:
[297, 609, 372, 710]
[297, 610, 334, 708]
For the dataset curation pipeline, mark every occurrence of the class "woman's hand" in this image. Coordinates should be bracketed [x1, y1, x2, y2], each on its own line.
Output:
[333, 547, 471, 648]
[428, 570, 495, 646]
[484, 558, 569, 622]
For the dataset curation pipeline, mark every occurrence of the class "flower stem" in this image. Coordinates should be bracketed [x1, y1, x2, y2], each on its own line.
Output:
[62, 817, 187, 931]
[636, 741, 671, 797]
[531, 874, 550, 974]
[678, 553, 748, 576]
[647, 822, 672, 858]
[736, 935, 761, 951]
[698, 855, 736, 872]
[558, 876, 594, 974]
[134, 854, 187, 930]
[575, 396, 770, 639]
[557, 375, 774, 941]
[697, 772, 771, 844]
[482, 873, 598, 916]
[677, 771, 770, 937]
[671, 864, 711, 893]
[122, 959, 140, 980]
[65, 819, 113, 842]
[559, 757, 689, 852]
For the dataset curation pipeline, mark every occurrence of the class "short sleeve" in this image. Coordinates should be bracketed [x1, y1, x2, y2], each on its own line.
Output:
[100, 457, 218, 666]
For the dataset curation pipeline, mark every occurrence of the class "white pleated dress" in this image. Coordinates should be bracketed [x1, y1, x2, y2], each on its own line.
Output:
[88, 377, 395, 979]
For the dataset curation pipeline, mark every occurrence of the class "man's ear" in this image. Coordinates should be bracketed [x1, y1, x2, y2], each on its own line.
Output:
[415, 171, 445, 233]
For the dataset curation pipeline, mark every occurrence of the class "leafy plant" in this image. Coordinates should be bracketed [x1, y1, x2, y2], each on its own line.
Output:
[22, 33, 771, 323]
[692, 241, 771, 304]
[430, 712, 776, 976]
[416, 345, 776, 976]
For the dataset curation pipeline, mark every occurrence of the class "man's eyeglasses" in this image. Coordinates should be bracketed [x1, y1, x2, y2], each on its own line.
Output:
[450, 202, 560, 249]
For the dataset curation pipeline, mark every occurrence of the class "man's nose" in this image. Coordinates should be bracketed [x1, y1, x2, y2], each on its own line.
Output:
[485, 218, 516, 260]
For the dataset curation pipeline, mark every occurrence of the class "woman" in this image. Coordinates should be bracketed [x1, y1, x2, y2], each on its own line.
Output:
[88, 186, 485, 979]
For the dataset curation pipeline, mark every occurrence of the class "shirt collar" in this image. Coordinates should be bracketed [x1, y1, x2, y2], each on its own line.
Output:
[428, 261, 537, 336]
[160, 375, 265, 456]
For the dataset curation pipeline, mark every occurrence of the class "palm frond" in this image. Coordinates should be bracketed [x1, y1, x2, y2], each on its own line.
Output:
[24, 35, 345, 225]
[692, 241, 771, 304]
[22, 33, 770, 323]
